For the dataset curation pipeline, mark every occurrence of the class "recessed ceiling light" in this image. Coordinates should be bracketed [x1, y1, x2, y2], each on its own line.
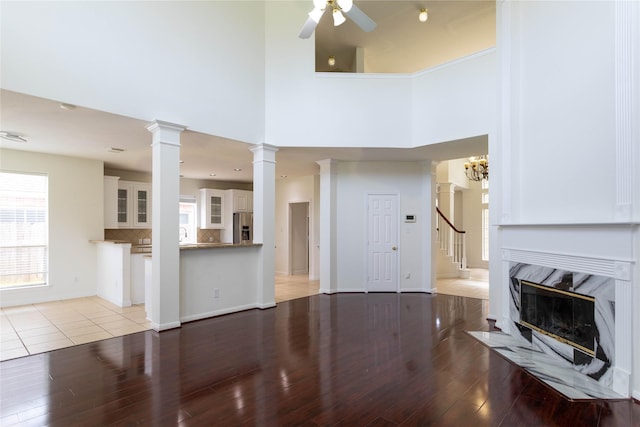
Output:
[59, 102, 77, 110]
[209, 173, 217, 177]
[0, 131, 27, 143]
[280, 175, 288, 179]
[233, 168, 242, 172]
[179, 160, 184, 164]
[108, 147, 125, 153]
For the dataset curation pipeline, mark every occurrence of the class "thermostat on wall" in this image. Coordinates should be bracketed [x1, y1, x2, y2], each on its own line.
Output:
[405, 214, 416, 223]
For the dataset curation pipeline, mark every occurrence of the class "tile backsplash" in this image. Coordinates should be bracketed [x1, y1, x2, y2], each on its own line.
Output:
[105, 228, 220, 244]
[105, 229, 151, 245]
[197, 228, 221, 243]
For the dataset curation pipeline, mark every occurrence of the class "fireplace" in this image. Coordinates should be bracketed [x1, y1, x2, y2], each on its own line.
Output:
[520, 280, 596, 356]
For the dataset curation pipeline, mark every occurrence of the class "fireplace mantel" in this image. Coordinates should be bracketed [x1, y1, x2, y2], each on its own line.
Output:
[501, 249, 633, 398]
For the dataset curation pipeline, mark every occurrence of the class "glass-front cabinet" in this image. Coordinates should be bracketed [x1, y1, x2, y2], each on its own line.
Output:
[133, 186, 151, 227]
[117, 186, 130, 227]
[200, 188, 225, 229]
[113, 180, 151, 228]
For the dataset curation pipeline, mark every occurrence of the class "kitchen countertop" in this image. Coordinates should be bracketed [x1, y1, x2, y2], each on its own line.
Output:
[92, 241, 261, 253]
[90, 240, 131, 245]
[178, 243, 262, 251]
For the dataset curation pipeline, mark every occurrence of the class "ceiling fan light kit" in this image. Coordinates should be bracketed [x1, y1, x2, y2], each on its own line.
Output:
[298, 0, 376, 39]
[332, 8, 346, 26]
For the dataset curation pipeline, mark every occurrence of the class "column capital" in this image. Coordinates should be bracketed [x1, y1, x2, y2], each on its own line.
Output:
[250, 143, 279, 163]
[316, 159, 338, 174]
[437, 182, 457, 193]
[146, 120, 186, 147]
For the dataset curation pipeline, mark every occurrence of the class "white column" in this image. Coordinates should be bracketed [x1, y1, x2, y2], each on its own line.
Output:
[146, 120, 185, 331]
[437, 183, 456, 223]
[316, 159, 337, 294]
[250, 143, 278, 309]
[423, 161, 437, 293]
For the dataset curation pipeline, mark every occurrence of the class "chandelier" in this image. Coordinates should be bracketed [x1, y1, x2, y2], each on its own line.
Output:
[464, 156, 489, 181]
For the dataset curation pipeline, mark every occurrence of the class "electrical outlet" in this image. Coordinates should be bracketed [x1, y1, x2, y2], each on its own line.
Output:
[214, 288, 220, 298]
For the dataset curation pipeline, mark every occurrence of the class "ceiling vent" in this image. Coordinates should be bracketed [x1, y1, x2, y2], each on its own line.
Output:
[0, 131, 27, 143]
[108, 147, 125, 153]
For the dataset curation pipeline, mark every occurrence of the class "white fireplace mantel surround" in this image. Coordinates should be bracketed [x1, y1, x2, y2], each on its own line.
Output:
[498, 224, 636, 398]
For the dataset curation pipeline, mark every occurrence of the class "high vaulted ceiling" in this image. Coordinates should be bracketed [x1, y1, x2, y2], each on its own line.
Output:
[0, 1, 495, 182]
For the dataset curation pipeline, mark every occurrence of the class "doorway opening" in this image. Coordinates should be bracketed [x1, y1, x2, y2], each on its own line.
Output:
[289, 202, 309, 276]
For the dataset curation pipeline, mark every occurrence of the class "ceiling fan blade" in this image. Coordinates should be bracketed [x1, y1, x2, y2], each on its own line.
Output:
[344, 4, 376, 33]
[298, 16, 319, 39]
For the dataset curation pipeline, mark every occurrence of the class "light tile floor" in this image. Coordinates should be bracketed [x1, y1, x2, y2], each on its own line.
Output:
[275, 274, 320, 303]
[435, 268, 489, 300]
[0, 296, 149, 362]
[1, 272, 488, 362]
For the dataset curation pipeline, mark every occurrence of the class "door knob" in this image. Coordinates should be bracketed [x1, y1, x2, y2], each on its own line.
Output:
[392, 246, 397, 251]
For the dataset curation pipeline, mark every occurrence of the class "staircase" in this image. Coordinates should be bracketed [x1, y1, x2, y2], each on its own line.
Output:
[436, 207, 469, 278]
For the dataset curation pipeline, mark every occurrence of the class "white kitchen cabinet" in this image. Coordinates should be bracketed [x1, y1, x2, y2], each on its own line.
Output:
[132, 184, 151, 227]
[117, 182, 132, 227]
[228, 189, 253, 212]
[105, 178, 152, 229]
[200, 188, 226, 229]
[104, 176, 120, 229]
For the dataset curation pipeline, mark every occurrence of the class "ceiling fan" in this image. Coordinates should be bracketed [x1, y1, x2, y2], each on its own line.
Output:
[298, 0, 377, 39]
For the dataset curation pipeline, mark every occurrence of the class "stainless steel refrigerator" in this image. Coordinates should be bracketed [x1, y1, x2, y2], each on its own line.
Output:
[233, 212, 253, 244]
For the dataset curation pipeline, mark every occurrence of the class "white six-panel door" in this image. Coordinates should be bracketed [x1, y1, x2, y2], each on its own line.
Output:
[367, 194, 398, 292]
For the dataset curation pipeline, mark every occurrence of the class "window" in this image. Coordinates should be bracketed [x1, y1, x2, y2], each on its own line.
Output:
[179, 196, 197, 244]
[0, 171, 48, 289]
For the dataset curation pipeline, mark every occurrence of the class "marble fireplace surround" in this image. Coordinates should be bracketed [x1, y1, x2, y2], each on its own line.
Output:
[501, 249, 633, 398]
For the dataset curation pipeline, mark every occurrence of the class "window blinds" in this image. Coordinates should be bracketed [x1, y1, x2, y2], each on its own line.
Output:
[0, 171, 48, 288]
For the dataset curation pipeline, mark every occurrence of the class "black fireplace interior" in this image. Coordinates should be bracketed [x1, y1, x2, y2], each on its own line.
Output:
[520, 280, 595, 355]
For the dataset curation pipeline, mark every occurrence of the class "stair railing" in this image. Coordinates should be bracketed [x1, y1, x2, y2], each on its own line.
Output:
[435, 207, 467, 270]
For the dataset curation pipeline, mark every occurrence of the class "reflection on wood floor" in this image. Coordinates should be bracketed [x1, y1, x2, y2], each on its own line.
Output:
[2, 292, 637, 426]
[0, 271, 487, 361]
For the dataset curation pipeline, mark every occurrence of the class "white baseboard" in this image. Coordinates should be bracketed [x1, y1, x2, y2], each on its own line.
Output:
[152, 321, 181, 331]
[180, 303, 259, 324]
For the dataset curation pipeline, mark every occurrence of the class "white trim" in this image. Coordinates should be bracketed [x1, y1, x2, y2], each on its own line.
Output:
[615, 0, 634, 221]
[152, 321, 181, 332]
[502, 248, 633, 280]
[180, 303, 260, 323]
[403, 288, 435, 294]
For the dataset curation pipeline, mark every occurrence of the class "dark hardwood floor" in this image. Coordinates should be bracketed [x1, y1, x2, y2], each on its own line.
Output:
[1, 293, 638, 426]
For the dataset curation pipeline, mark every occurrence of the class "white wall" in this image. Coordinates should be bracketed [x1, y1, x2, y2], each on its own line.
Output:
[412, 50, 497, 146]
[495, 0, 640, 398]
[335, 161, 431, 292]
[0, 149, 103, 307]
[1, 1, 266, 144]
[180, 246, 260, 322]
[264, 1, 413, 148]
[95, 242, 131, 307]
[275, 175, 318, 278]
[505, 1, 618, 223]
